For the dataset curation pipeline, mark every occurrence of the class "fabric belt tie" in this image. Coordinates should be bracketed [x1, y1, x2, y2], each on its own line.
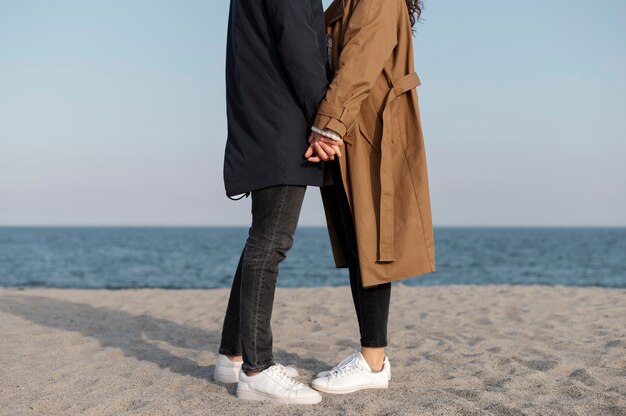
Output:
[378, 72, 421, 262]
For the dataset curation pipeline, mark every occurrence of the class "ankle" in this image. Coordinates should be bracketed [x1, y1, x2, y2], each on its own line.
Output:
[360, 347, 385, 372]
[367, 362, 384, 372]
[227, 355, 243, 362]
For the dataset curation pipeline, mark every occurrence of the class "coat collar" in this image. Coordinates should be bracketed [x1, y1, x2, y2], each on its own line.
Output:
[325, 0, 345, 27]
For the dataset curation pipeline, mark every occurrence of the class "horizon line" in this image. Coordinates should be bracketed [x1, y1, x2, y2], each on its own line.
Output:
[1, 224, 625, 229]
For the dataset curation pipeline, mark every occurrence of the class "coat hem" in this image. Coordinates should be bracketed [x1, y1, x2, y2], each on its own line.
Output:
[362, 267, 437, 288]
[225, 177, 324, 199]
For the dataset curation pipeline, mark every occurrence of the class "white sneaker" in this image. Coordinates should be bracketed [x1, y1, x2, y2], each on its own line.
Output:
[312, 352, 391, 394]
[213, 354, 299, 384]
[237, 364, 322, 404]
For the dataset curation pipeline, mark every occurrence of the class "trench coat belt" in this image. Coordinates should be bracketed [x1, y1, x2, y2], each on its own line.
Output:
[378, 72, 421, 262]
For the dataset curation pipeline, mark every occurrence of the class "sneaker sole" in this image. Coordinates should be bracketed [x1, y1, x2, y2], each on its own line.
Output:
[237, 387, 322, 404]
[311, 382, 389, 395]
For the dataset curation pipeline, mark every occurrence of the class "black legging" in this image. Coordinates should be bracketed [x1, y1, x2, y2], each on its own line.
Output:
[331, 160, 391, 348]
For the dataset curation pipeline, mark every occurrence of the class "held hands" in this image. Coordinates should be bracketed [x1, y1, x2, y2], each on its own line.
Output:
[304, 131, 345, 163]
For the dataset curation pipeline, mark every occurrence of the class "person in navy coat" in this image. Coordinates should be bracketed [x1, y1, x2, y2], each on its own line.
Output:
[216, 0, 343, 404]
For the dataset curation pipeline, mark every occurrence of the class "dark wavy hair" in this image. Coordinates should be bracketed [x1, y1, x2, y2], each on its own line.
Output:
[406, 0, 424, 31]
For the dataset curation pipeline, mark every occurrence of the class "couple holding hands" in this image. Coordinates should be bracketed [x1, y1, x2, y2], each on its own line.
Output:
[216, 0, 435, 404]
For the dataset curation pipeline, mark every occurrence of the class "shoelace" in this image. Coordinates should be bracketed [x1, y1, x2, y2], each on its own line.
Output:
[329, 351, 358, 374]
[268, 364, 302, 389]
[329, 360, 362, 379]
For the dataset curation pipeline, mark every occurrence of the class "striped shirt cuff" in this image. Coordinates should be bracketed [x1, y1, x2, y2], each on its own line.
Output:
[311, 126, 342, 142]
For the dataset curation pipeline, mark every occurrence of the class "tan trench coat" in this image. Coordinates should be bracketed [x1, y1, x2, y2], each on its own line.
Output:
[314, 0, 435, 287]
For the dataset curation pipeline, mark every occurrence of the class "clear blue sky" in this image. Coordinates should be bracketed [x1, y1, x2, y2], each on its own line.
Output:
[1, 0, 625, 226]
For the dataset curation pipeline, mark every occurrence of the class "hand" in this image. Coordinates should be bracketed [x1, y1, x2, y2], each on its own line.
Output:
[304, 132, 344, 163]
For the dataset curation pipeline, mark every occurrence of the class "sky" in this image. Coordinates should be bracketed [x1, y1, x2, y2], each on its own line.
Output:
[0, 0, 625, 226]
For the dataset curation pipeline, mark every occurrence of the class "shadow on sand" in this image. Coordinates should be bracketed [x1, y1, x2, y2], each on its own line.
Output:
[0, 292, 330, 392]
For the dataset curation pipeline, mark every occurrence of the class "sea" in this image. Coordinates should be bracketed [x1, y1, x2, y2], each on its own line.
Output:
[0, 227, 625, 289]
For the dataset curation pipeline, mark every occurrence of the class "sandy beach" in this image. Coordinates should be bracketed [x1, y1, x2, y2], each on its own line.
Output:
[1, 285, 625, 415]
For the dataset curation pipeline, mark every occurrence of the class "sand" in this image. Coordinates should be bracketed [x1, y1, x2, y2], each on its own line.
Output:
[0, 285, 625, 416]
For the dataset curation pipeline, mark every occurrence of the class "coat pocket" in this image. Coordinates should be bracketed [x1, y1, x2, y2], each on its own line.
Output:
[357, 97, 383, 152]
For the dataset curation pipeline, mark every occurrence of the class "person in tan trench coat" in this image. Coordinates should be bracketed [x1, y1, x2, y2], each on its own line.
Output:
[304, 0, 436, 394]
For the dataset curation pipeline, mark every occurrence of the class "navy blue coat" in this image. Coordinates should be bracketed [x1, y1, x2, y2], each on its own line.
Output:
[223, 0, 329, 198]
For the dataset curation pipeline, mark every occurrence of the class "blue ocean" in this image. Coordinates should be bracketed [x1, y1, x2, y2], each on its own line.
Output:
[0, 227, 625, 289]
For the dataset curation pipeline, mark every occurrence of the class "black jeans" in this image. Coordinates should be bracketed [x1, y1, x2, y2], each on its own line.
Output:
[219, 185, 306, 373]
[330, 160, 391, 348]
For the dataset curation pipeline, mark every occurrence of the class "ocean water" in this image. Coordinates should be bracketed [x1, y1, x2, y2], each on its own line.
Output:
[0, 227, 625, 289]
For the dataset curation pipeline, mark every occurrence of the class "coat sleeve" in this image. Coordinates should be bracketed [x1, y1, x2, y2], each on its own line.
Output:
[265, 0, 329, 123]
[313, 0, 398, 138]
